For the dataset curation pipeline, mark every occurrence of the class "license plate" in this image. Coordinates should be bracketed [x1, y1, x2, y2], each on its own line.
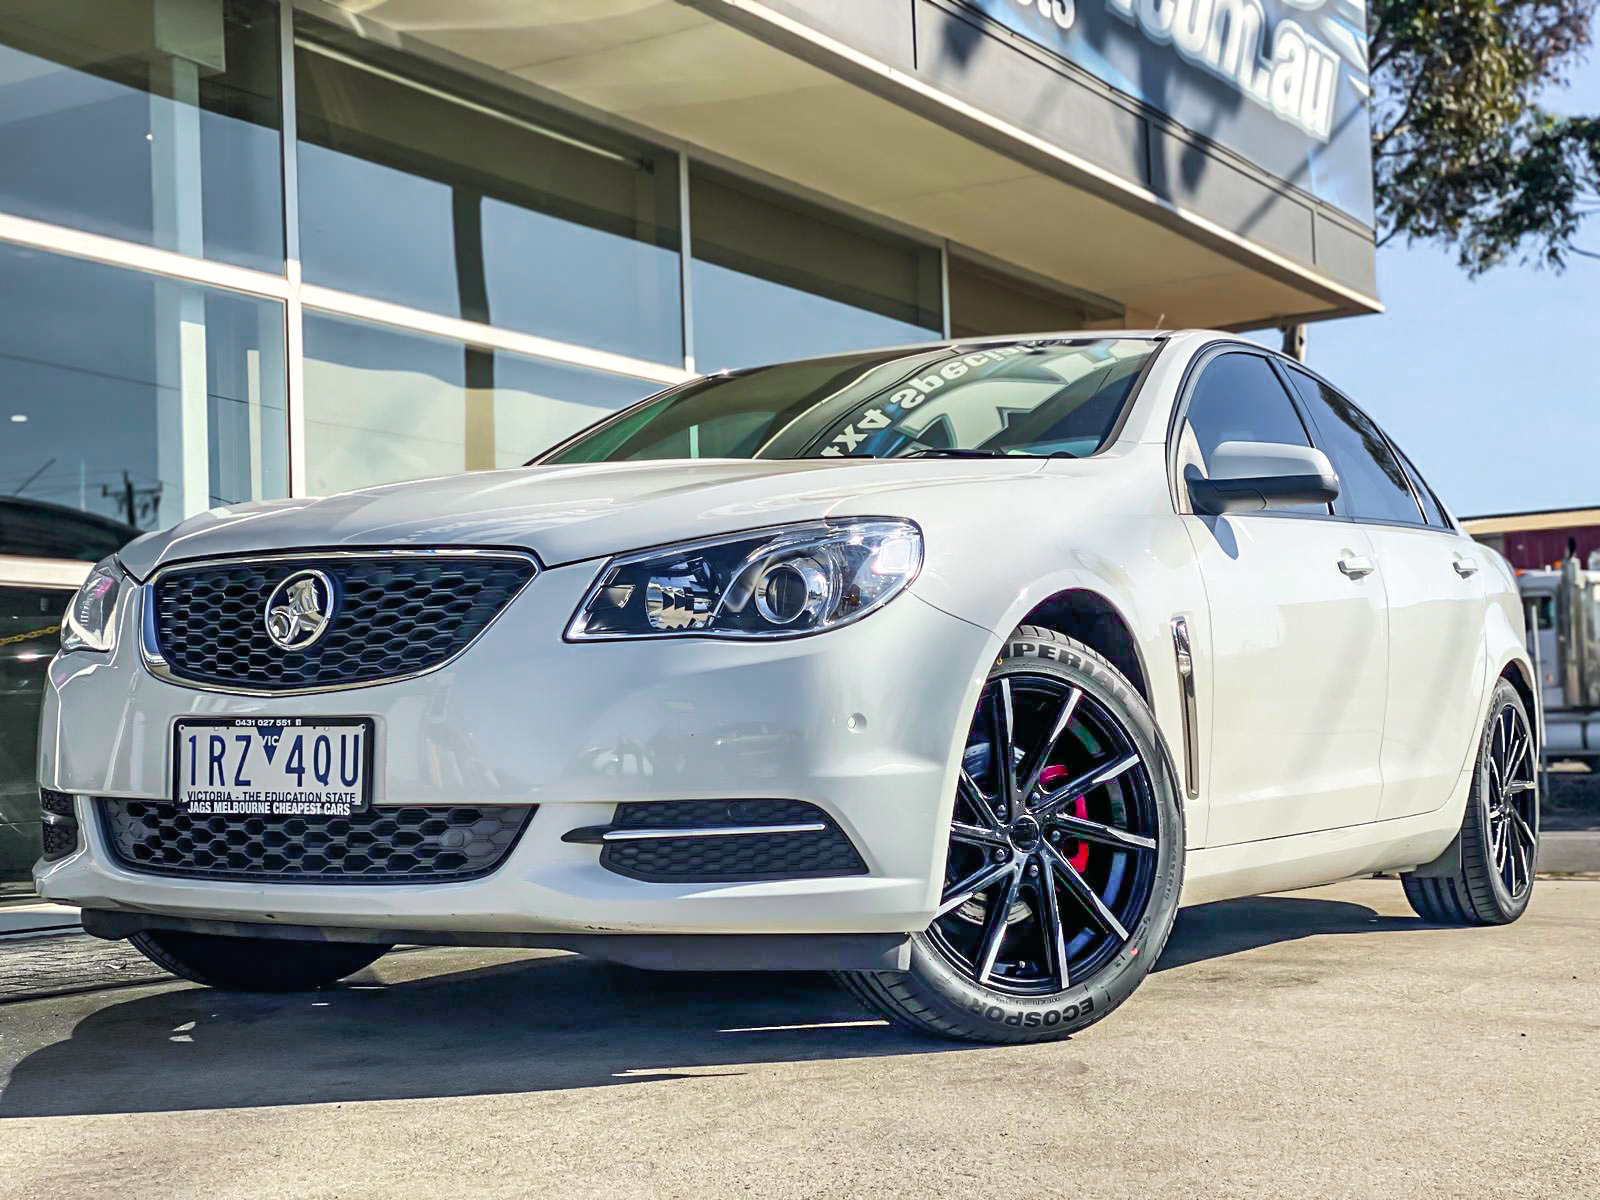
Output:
[173, 718, 373, 818]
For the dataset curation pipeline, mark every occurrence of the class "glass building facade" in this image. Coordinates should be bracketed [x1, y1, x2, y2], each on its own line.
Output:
[0, 0, 1114, 882]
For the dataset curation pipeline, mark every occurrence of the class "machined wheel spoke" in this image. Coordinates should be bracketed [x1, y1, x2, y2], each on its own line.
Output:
[974, 864, 1023, 984]
[1037, 854, 1072, 990]
[1043, 841, 1129, 942]
[936, 857, 1015, 918]
[1503, 779, 1535, 796]
[1035, 754, 1141, 818]
[1506, 733, 1531, 779]
[1511, 808, 1537, 848]
[1017, 686, 1082, 805]
[959, 769, 1004, 831]
[1052, 812, 1156, 852]
[950, 821, 1008, 848]
[992, 679, 1019, 814]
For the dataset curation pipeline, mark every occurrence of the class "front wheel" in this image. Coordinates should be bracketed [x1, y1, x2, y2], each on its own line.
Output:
[131, 930, 392, 991]
[837, 626, 1184, 1043]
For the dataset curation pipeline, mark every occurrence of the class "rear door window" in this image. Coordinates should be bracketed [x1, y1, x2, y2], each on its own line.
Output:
[1284, 368, 1424, 526]
[1391, 444, 1450, 528]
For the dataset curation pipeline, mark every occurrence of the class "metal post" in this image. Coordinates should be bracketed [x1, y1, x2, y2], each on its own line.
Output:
[1281, 322, 1307, 362]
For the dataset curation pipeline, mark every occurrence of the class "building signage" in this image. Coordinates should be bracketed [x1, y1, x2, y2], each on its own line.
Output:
[964, 0, 1374, 225]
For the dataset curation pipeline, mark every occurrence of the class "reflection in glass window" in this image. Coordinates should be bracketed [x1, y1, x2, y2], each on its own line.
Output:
[0, 243, 287, 541]
[295, 26, 682, 365]
[302, 312, 655, 494]
[947, 254, 1107, 338]
[689, 166, 943, 371]
[0, 585, 69, 881]
[0, 0, 283, 271]
[1285, 368, 1424, 526]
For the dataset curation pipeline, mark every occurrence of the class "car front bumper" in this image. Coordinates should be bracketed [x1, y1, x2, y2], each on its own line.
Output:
[35, 560, 996, 940]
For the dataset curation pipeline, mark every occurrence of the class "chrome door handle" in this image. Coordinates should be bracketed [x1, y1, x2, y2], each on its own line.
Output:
[1452, 556, 1479, 577]
[1338, 554, 1376, 578]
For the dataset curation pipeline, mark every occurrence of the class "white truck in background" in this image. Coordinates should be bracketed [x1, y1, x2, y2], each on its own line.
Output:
[1519, 557, 1600, 762]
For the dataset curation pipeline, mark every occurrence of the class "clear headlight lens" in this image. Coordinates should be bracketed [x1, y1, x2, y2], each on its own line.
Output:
[568, 519, 923, 640]
[61, 556, 126, 654]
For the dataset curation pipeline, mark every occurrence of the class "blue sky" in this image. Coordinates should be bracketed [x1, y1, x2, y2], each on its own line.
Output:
[1299, 39, 1599, 520]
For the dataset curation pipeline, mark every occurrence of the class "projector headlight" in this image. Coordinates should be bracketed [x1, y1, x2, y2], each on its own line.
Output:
[61, 556, 127, 654]
[568, 519, 923, 640]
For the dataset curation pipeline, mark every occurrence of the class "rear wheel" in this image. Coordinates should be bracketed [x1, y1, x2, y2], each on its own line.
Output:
[1402, 678, 1538, 926]
[131, 930, 392, 991]
[837, 626, 1184, 1043]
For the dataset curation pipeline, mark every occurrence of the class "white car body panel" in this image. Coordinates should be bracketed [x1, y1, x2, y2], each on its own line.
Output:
[1180, 515, 1388, 844]
[1367, 525, 1490, 820]
[35, 331, 1535, 946]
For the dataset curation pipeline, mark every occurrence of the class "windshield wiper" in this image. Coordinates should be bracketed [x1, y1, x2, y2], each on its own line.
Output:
[904, 447, 1011, 459]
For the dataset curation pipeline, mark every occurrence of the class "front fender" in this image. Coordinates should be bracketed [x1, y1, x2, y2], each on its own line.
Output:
[907, 509, 1207, 848]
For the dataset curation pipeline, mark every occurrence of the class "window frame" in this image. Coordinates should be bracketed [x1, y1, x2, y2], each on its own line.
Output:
[1276, 360, 1458, 534]
[1166, 342, 1341, 523]
[1167, 340, 1465, 538]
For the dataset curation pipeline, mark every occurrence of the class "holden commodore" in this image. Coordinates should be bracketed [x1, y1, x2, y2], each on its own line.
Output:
[34, 331, 1539, 1043]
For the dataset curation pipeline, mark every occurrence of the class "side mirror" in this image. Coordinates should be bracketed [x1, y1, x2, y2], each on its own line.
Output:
[1188, 440, 1339, 516]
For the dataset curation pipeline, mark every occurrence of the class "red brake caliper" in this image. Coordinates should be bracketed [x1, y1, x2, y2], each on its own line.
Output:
[1038, 765, 1090, 871]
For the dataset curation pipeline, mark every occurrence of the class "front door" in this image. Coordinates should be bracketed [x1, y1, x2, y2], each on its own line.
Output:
[1175, 351, 1389, 845]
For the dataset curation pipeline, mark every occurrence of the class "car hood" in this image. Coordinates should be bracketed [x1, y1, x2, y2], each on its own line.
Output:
[117, 457, 1041, 578]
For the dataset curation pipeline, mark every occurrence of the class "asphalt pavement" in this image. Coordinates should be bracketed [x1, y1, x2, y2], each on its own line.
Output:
[1, 878, 1596, 1199]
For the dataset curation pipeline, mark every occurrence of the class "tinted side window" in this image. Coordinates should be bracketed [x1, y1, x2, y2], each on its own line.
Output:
[1392, 444, 1449, 528]
[1285, 369, 1424, 526]
[1180, 352, 1325, 513]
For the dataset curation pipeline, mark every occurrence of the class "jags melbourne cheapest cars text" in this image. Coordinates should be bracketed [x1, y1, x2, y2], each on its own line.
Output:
[36, 331, 1539, 1043]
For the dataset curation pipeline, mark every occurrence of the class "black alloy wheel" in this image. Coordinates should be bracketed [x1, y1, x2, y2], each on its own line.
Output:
[930, 673, 1161, 994]
[836, 627, 1183, 1042]
[1484, 701, 1538, 900]
[1403, 677, 1539, 927]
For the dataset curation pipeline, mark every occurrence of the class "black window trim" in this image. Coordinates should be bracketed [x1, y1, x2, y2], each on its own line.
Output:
[1165, 339, 1465, 540]
[1273, 358, 1463, 537]
[1165, 341, 1344, 525]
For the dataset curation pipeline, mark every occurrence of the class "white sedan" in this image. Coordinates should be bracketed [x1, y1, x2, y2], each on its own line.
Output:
[35, 331, 1538, 1043]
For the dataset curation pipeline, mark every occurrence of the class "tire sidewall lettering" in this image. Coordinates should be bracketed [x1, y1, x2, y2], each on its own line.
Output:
[964, 991, 1097, 1027]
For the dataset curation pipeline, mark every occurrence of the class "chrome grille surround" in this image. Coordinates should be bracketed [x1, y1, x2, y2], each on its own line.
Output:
[140, 549, 538, 695]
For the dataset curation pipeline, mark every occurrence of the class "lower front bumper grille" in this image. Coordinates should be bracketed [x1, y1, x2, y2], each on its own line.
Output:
[567, 799, 869, 883]
[96, 800, 534, 885]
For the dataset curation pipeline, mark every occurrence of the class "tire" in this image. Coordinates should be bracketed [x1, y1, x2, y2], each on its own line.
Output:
[131, 930, 393, 992]
[1402, 678, 1538, 926]
[836, 626, 1185, 1043]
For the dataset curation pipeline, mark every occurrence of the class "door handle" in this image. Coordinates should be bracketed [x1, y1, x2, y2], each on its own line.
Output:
[1452, 556, 1479, 578]
[1338, 554, 1376, 578]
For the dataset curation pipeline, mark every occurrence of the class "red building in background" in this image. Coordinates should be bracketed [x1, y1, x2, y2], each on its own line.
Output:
[1463, 507, 1600, 571]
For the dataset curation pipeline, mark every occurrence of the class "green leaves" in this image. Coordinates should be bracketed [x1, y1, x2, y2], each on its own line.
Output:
[1371, 0, 1599, 272]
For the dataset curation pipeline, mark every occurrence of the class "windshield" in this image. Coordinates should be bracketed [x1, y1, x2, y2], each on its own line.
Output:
[541, 338, 1158, 464]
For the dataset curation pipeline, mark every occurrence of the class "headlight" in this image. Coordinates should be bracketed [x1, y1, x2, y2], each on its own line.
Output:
[568, 519, 923, 640]
[61, 556, 127, 653]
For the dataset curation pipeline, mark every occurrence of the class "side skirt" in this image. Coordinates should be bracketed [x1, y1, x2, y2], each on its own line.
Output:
[80, 909, 912, 972]
[1178, 777, 1471, 908]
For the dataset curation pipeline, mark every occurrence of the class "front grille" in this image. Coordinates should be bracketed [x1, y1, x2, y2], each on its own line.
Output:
[599, 800, 868, 883]
[148, 553, 535, 692]
[97, 799, 534, 884]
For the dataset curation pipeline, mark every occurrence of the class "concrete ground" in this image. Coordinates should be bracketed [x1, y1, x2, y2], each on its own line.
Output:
[1, 878, 1596, 1199]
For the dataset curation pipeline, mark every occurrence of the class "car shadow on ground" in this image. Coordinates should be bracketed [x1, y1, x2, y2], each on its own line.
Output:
[0, 893, 1423, 1117]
